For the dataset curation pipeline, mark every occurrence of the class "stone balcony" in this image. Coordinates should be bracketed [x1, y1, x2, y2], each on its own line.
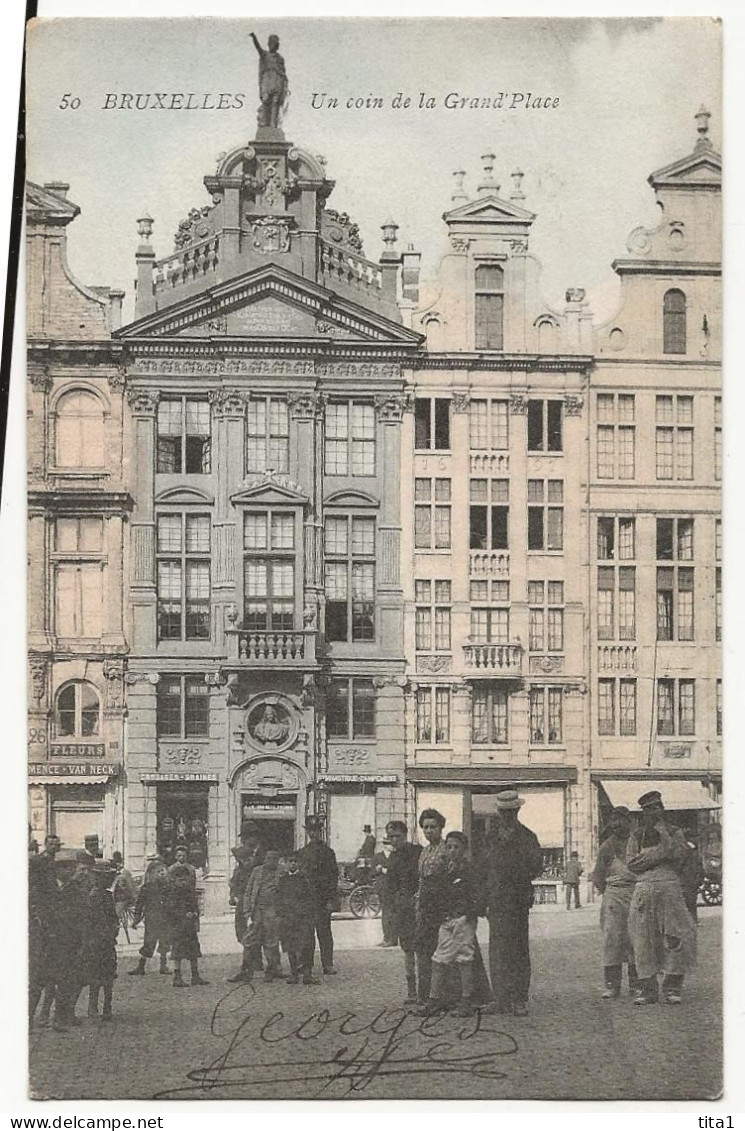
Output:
[597, 644, 637, 671]
[469, 550, 510, 577]
[463, 642, 524, 677]
[225, 628, 317, 667]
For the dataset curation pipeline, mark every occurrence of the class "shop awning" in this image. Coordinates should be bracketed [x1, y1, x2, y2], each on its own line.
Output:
[28, 775, 113, 785]
[599, 779, 720, 811]
[406, 765, 577, 785]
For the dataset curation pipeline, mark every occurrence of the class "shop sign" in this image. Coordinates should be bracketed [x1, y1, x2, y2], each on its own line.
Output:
[49, 743, 106, 759]
[29, 762, 119, 777]
[319, 774, 398, 784]
[141, 772, 218, 782]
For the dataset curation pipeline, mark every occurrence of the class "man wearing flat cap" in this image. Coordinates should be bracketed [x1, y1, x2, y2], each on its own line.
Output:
[297, 815, 339, 974]
[482, 790, 543, 1015]
[626, 790, 696, 1005]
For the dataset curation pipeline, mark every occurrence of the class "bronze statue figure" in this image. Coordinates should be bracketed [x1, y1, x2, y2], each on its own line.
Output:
[250, 33, 288, 130]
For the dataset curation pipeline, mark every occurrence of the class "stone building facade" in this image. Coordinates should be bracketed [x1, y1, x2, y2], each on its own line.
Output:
[26, 110, 721, 907]
[26, 181, 129, 855]
[114, 129, 421, 911]
[587, 109, 722, 838]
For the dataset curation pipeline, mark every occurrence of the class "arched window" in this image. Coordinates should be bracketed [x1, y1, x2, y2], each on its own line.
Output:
[56, 390, 105, 468]
[475, 264, 504, 350]
[55, 681, 100, 738]
[663, 289, 687, 355]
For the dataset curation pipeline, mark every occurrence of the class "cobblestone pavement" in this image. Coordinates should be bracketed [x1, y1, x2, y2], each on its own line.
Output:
[29, 909, 721, 1102]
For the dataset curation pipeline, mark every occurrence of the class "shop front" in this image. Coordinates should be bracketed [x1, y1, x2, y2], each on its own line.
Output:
[407, 765, 579, 904]
[319, 774, 399, 869]
[28, 757, 122, 854]
[594, 775, 721, 843]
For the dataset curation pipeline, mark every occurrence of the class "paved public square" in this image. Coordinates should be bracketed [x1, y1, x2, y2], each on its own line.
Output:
[29, 907, 722, 1102]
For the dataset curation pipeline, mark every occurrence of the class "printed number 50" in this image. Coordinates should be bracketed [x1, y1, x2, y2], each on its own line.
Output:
[59, 94, 81, 110]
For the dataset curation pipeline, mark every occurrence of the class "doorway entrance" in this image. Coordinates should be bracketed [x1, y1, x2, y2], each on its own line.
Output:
[241, 792, 297, 854]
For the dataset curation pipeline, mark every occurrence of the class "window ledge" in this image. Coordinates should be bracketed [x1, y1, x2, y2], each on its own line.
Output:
[327, 738, 377, 746]
[158, 737, 211, 745]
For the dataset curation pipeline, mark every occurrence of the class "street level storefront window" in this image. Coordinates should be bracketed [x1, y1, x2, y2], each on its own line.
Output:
[327, 677, 376, 739]
[55, 681, 100, 738]
[325, 515, 376, 642]
[157, 675, 209, 738]
[416, 685, 451, 745]
[55, 389, 105, 468]
[157, 398, 211, 474]
[156, 782, 208, 870]
[529, 686, 563, 744]
[156, 514, 211, 641]
[50, 784, 105, 850]
[247, 397, 289, 474]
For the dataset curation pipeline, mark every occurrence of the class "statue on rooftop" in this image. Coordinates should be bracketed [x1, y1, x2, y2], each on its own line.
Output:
[250, 32, 288, 131]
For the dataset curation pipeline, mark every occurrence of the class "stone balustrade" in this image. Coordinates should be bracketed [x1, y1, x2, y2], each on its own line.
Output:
[598, 644, 637, 671]
[153, 235, 220, 294]
[226, 628, 316, 665]
[469, 550, 510, 577]
[318, 238, 383, 296]
[463, 642, 523, 674]
[470, 453, 509, 475]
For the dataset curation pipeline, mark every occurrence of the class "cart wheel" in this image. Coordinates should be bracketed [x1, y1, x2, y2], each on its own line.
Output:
[701, 880, 722, 906]
[367, 891, 381, 918]
[348, 886, 368, 919]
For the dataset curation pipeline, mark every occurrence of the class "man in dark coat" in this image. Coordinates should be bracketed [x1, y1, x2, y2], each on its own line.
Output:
[384, 820, 421, 1002]
[483, 790, 543, 1016]
[373, 839, 399, 948]
[227, 824, 264, 982]
[297, 815, 339, 975]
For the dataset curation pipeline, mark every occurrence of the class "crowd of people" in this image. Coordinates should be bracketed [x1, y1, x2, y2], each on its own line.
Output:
[28, 786, 706, 1032]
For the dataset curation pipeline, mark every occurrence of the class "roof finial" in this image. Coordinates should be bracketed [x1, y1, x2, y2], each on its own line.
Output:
[381, 217, 399, 250]
[695, 105, 712, 151]
[478, 153, 499, 196]
[451, 169, 468, 203]
[510, 169, 525, 202]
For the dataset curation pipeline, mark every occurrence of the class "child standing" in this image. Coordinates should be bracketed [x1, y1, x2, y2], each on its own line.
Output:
[276, 852, 319, 985]
[165, 863, 209, 988]
[130, 859, 171, 976]
[415, 831, 482, 1017]
[240, 850, 282, 982]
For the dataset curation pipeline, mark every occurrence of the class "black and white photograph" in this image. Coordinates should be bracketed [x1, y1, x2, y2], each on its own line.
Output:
[15, 13, 725, 1103]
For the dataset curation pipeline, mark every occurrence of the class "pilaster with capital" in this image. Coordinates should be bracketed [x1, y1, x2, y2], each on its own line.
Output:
[375, 395, 406, 594]
[27, 366, 51, 481]
[103, 513, 126, 645]
[292, 393, 323, 602]
[127, 388, 159, 588]
[28, 512, 50, 647]
[210, 390, 245, 597]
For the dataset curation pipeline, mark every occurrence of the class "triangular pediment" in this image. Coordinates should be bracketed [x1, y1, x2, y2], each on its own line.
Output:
[231, 471, 308, 506]
[443, 194, 536, 224]
[649, 146, 722, 189]
[116, 263, 422, 346]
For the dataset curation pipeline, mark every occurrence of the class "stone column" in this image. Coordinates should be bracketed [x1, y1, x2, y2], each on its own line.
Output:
[288, 392, 323, 609]
[103, 513, 125, 646]
[127, 389, 159, 586]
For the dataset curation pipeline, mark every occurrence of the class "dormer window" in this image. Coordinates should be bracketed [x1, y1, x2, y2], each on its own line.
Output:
[475, 264, 504, 350]
[663, 289, 687, 355]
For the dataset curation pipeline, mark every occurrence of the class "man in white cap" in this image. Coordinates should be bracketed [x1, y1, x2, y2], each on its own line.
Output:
[483, 789, 543, 1015]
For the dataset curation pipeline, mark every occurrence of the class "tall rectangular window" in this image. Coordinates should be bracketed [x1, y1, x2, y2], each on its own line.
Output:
[657, 679, 695, 736]
[656, 395, 694, 480]
[469, 399, 509, 450]
[716, 679, 722, 736]
[416, 686, 451, 745]
[415, 579, 452, 651]
[415, 478, 452, 550]
[415, 398, 450, 450]
[469, 478, 509, 550]
[157, 398, 211, 474]
[156, 513, 211, 641]
[528, 580, 564, 651]
[247, 397, 289, 475]
[53, 516, 104, 638]
[598, 678, 636, 736]
[528, 400, 563, 452]
[714, 397, 722, 481]
[598, 679, 615, 735]
[327, 677, 376, 739]
[157, 675, 210, 738]
[527, 480, 563, 551]
[716, 567, 721, 642]
[325, 402, 375, 476]
[529, 686, 563, 744]
[475, 264, 504, 350]
[656, 518, 695, 641]
[325, 515, 376, 642]
[596, 393, 635, 479]
[471, 684, 509, 744]
[243, 510, 296, 632]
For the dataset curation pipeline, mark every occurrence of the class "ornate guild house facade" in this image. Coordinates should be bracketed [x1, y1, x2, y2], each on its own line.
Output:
[26, 109, 721, 910]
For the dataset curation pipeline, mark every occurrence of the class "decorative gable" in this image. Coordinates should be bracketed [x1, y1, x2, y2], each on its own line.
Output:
[443, 194, 536, 225]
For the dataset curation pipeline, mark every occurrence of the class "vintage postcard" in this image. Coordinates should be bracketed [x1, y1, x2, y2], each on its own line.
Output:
[24, 16, 722, 1101]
